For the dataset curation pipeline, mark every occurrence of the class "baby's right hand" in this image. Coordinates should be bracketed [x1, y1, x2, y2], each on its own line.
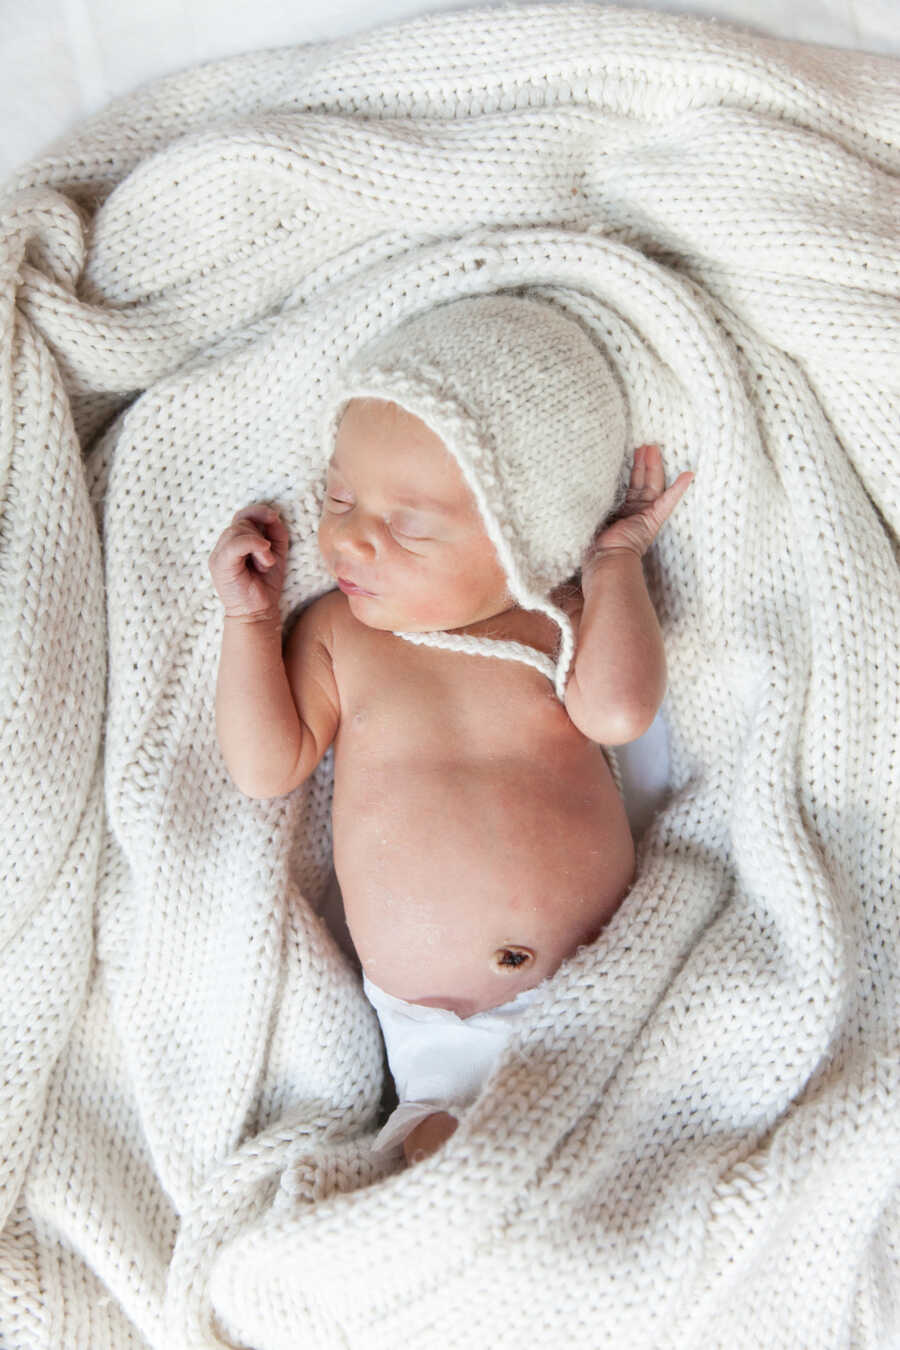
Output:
[208, 504, 289, 621]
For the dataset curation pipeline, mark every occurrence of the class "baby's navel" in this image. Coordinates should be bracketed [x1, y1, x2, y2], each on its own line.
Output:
[490, 945, 535, 973]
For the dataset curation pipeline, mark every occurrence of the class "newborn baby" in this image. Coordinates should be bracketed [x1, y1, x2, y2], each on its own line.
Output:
[208, 296, 692, 1166]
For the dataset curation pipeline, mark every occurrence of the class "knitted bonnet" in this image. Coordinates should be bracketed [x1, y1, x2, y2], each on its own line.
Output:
[319, 293, 629, 699]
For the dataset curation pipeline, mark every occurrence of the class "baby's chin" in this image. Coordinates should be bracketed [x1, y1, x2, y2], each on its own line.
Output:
[340, 590, 421, 630]
[340, 589, 485, 633]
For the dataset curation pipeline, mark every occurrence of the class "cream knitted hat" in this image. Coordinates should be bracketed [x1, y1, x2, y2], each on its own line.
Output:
[319, 293, 629, 699]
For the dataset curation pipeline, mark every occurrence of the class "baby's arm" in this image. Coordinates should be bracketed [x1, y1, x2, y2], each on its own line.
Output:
[209, 505, 339, 798]
[565, 445, 693, 746]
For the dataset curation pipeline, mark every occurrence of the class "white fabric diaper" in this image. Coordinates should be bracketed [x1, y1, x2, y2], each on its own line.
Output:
[363, 974, 541, 1156]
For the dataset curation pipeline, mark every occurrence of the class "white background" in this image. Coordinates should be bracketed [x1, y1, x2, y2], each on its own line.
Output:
[2, 0, 898, 183]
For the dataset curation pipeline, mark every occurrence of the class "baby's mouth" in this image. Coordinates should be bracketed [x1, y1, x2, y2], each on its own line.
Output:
[336, 576, 377, 597]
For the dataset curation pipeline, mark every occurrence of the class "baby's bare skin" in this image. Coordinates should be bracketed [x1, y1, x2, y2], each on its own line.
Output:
[209, 393, 692, 1160]
[324, 584, 636, 1018]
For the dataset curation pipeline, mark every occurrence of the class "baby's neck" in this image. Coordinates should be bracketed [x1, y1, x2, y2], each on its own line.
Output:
[439, 602, 565, 664]
[446, 603, 522, 638]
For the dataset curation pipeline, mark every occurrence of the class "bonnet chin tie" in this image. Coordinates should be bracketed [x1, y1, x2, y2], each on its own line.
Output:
[392, 629, 560, 693]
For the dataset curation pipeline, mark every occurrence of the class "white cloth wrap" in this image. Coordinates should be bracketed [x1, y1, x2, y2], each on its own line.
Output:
[0, 5, 898, 1349]
[362, 975, 541, 1156]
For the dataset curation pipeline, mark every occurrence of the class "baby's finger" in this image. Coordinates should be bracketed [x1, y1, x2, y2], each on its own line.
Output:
[247, 536, 276, 572]
[221, 521, 271, 568]
[653, 471, 694, 526]
[232, 504, 278, 533]
[640, 443, 666, 497]
[630, 444, 648, 492]
[233, 503, 289, 554]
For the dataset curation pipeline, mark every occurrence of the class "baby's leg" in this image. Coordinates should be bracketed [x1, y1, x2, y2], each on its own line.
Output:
[403, 1111, 458, 1165]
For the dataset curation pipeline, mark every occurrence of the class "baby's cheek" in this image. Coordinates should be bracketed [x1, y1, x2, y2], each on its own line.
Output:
[403, 590, 449, 627]
[409, 567, 475, 623]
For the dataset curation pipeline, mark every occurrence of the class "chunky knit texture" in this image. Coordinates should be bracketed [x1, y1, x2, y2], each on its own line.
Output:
[1, 5, 899, 1348]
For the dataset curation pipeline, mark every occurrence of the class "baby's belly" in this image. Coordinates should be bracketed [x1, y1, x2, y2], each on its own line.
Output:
[332, 747, 635, 1018]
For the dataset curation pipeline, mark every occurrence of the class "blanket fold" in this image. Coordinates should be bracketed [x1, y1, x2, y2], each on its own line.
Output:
[1, 5, 898, 1347]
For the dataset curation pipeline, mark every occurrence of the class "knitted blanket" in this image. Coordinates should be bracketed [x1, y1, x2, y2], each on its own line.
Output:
[2, 4, 898, 1347]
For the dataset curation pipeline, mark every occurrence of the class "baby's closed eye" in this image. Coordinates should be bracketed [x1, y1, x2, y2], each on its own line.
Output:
[390, 513, 433, 540]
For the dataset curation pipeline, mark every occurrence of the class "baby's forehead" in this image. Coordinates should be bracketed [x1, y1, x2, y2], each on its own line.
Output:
[336, 397, 432, 446]
[328, 399, 470, 495]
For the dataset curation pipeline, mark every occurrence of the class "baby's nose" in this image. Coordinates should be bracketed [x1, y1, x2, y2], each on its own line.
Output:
[334, 517, 378, 560]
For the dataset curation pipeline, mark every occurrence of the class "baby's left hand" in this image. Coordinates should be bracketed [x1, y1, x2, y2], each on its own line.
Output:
[584, 444, 693, 567]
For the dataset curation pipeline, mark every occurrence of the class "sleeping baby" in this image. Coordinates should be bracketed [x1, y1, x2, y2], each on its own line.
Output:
[207, 295, 692, 1166]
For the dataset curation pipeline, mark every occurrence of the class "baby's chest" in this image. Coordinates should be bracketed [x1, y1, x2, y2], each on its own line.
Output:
[333, 629, 572, 767]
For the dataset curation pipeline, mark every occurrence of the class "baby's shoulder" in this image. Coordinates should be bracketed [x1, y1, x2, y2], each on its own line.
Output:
[286, 586, 342, 647]
[288, 586, 373, 678]
[302, 585, 345, 627]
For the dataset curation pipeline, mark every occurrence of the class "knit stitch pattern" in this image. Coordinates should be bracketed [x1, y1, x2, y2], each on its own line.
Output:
[1, 5, 898, 1348]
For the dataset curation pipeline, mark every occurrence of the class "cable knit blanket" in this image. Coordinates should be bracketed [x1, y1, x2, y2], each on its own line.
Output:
[2, 4, 899, 1347]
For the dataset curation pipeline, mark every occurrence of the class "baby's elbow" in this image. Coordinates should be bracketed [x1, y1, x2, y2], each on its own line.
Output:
[566, 678, 659, 746]
[227, 764, 304, 800]
[241, 767, 312, 799]
[230, 774, 284, 801]
[601, 696, 659, 746]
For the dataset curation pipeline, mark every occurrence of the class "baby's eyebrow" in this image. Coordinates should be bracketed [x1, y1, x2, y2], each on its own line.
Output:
[326, 461, 457, 515]
[390, 494, 457, 515]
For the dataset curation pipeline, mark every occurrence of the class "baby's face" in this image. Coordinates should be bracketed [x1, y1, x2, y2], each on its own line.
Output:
[318, 397, 511, 633]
